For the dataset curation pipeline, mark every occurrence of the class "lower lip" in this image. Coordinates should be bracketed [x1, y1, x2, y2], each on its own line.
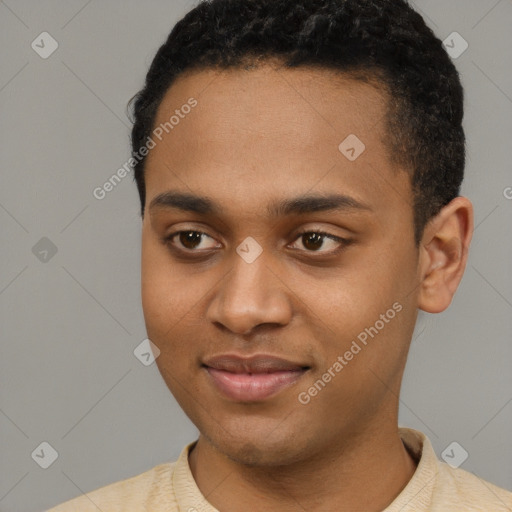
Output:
[206, 367, 306, 402]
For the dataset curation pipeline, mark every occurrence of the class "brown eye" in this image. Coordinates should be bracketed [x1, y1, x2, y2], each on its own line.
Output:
[179, 231, 203, 249]
[302, 233, 325, 251]
[289, 230, 351, 255]
[165, 230, 220, 252]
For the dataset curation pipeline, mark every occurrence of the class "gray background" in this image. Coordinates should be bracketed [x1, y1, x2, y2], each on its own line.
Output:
[0, 1, 511, 510]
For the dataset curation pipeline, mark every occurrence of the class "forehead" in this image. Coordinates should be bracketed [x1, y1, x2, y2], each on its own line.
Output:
[151, 64, 388, 149]
[144, 64, 410, 219]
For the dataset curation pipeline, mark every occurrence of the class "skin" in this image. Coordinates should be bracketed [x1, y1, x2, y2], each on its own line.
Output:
[140, 62, 473, 512]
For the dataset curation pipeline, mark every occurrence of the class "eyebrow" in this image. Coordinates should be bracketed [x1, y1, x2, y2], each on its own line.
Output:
[149, 191, 372, 217]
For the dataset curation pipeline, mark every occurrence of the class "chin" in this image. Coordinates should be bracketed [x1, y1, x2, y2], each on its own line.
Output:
[217, 438, 306, 467]
[165, 375, 328, 466]
[200, 415, 317, 468]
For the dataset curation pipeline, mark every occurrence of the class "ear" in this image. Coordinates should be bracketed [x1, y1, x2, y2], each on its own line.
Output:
[417, 197, 474, 313]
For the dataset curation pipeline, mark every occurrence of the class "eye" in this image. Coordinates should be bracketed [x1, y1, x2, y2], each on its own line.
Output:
[164, 230, 220, 252]
[162, 228, 352, 257]
[289, 230, 351, 254]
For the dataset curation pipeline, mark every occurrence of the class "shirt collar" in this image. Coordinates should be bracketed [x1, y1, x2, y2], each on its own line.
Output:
[382, 427, 438, 512]
[172, 427, 438, 512]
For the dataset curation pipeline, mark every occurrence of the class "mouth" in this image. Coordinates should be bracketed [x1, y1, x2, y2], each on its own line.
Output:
[202, 354, 310, 402]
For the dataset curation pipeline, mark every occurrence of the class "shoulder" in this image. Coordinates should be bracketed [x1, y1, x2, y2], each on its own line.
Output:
[46, 462, 177, 512]
[433, 462, 512, 511]
[397, 427, 512, 511]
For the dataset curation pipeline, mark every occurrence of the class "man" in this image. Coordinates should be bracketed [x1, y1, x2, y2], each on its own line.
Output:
[49, 0, 512, 510]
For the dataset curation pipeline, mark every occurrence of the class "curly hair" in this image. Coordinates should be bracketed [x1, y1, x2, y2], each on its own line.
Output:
[129, 0, 465, 244]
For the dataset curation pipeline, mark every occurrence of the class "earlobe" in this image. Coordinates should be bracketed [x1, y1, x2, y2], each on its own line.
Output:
[417, 197, 473, 314]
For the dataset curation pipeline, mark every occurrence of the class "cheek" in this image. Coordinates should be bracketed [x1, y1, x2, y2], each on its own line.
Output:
[140, 233, 217, 373]
[303, 242, 417, 367]
[141, 249, 198, 391]
[141, 243, 168, 330]
[141, 234, 191, 339]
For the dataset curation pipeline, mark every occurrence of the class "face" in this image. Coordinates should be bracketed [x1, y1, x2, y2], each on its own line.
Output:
[141, 64, 422, 466]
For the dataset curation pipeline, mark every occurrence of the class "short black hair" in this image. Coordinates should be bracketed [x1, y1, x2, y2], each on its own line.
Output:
[129, 0, 465, 244]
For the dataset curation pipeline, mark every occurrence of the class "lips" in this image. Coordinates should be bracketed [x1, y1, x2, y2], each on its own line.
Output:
[203, 354, 309, 402]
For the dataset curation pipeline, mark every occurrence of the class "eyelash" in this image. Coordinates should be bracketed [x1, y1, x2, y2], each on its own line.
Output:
[162, 229, 352, 258]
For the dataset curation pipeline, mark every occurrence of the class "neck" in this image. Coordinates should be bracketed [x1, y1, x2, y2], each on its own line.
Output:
[188, 425, 418, 512]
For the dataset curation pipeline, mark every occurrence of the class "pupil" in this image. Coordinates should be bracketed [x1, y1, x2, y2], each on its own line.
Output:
[180, 232, 201, 249]
[304, 233, 323, 251]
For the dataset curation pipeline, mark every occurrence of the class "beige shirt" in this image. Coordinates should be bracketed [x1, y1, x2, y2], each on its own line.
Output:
[47, 427, 512, 511]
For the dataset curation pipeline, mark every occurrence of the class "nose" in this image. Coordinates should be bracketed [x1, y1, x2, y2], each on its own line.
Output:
[205, 252, 293, 336]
